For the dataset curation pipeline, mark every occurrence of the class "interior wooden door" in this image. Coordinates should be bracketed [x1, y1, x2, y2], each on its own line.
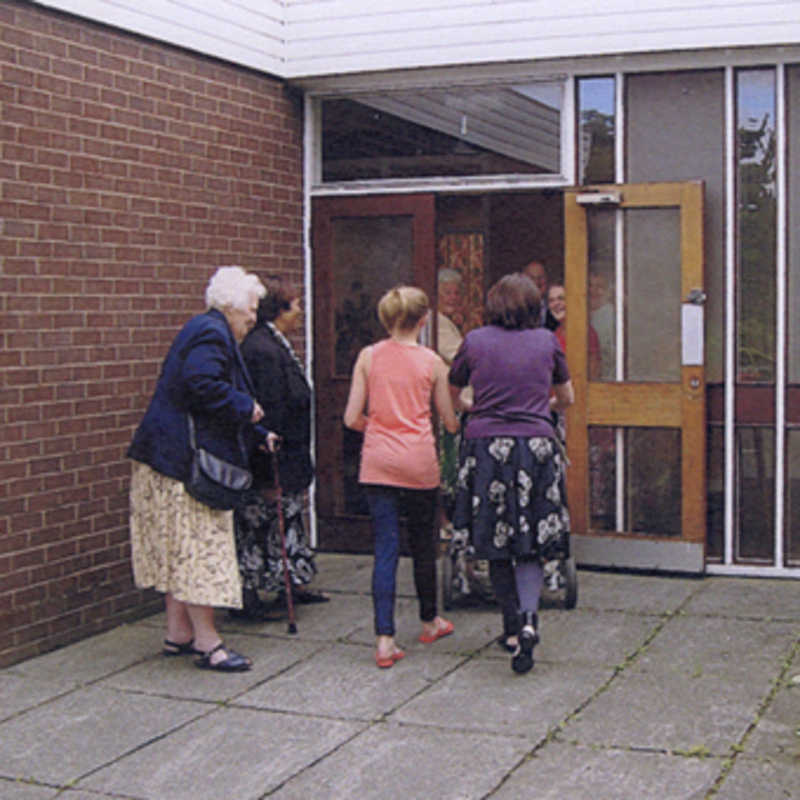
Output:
[312, 194, 435, 552]
[563, 182, 707, 572]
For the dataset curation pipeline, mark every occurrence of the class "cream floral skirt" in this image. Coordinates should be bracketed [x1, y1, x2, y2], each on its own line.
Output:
[129, 462, 242, 608]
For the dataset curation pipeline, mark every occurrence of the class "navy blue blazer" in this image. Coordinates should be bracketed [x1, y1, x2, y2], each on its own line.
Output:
[128, 309, 265, 482]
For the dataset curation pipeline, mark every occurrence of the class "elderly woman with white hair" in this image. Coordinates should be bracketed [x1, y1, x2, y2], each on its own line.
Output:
[127, 266, 276, 672]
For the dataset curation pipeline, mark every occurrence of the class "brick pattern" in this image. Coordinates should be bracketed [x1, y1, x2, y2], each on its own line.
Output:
[0, 1, 304, 666]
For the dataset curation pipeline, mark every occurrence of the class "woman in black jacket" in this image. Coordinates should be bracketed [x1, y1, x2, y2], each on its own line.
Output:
[233, 279, 327, 618]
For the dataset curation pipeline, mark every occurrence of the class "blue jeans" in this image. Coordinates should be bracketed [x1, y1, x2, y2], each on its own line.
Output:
[365, 485, 439, 636]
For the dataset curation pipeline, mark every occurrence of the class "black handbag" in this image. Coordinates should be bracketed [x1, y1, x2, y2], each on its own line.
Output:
[184, 414, 252, 510]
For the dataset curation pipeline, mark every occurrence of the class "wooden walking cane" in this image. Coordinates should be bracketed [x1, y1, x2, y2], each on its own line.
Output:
[271, 449, 297, 634]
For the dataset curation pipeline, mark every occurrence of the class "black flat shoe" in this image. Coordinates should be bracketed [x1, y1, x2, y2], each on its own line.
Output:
[511, 612, 539, 675]
[194, 642, 252, 672]
[163, 638, 202, 656]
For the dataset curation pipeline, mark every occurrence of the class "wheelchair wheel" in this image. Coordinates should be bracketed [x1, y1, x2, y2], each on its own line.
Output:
[563, 556, 578, 609]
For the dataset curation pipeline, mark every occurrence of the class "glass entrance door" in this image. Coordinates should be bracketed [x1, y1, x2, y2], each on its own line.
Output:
[564, 182, 706, 572]
[312, 194, 436, 551]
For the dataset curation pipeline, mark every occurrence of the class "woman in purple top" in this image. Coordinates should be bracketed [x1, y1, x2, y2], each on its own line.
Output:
[449, 273, 574, 674]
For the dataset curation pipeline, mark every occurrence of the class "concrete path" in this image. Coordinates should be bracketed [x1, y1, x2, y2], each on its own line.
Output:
[0, 554, 798, 799]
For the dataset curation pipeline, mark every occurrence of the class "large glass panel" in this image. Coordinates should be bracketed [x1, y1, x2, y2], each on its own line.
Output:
[787, 66, 800, 383]
[706, 425, 724, 560]
[588, 426, 681, 535]
[321, 82, 563, 182]
[736, 68, 776, 383]
[332, 216, 412, 376]
[331, 216, 414, 515]
[589, 426, 616, 530]
[785, 429, 800, 566]
[586, 208, 616, 381]
[627, 428, 682, 536]
[736, 427, 775, 560]
[626, 70, 725, 382]
[626, 208, 681, 382]
[577, 77, 615, 184]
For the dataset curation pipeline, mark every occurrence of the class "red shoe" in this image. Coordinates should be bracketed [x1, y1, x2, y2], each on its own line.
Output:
[375, 648, 405, 668]
[419, 619, 454, 644]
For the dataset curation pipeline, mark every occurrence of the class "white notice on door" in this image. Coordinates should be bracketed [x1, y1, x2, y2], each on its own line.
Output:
[681, 304, 704, 366]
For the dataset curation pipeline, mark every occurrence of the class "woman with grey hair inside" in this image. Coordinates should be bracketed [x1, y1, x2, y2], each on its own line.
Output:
[127, 266, 277, 672]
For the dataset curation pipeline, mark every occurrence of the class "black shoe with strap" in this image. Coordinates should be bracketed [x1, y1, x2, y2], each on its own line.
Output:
[511, 611, 539, 674]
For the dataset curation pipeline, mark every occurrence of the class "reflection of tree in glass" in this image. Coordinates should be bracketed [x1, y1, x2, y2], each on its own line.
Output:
[580, 110, 615, 184]
[738, 113, 776, 382]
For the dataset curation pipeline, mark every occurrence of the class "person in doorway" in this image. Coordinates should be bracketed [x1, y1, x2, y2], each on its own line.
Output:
[436, 267, 465, 364]
[522, 259, 558, 330]
[344, 286, 459, 668]
[547, 283, 601, 380]
[449, 272, 574, 674]
[588, 271, 615, 381]
[233, 279, 328, 621]
[127, 265, 274, 672]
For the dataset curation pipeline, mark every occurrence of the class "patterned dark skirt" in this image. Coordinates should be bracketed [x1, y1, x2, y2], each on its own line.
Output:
[233, 490, 317, 593]
[452, 435, 570, 562]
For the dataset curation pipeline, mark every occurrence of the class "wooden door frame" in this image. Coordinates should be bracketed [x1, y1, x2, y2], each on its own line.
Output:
[564, 181, 706, 572]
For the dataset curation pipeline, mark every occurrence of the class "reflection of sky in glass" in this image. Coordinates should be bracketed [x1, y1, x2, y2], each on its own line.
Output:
[511, 82, 562, 110]
[579, 77, 615, 115]
[737, 69, 775, 130]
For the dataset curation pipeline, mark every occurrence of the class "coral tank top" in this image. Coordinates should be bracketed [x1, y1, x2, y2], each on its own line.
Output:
[359, 338, 440, 489]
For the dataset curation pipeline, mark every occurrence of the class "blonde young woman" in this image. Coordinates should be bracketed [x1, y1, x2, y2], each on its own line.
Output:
[344, 286, 459, 668]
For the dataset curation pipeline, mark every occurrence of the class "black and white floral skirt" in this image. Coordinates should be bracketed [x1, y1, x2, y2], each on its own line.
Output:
[452, 436, 570, 562]
[233, 490, 317, 593]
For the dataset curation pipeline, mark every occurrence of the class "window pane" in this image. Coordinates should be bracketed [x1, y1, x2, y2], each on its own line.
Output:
[706, 425, 724, 560]
[627, 428, 682, 536]
[736, 427, 775, 561]
[786, 429, 800, 566]
[586, 208, 616, 381]
[787, 65, 800, 382]
[331, 216, 414, 515]
[626, 70, 725, 382]
[589, 427, 682, 536]
[577, 77, 615, 184]
[321, 82, 563, 182]
[626, 208, 681, 382]
[736, 69, 776, 383]
[589, 427, 616, 530]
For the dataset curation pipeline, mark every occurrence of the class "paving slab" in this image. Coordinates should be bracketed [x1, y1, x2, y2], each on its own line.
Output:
[269, 721, 531, 800]
[716, 755, 800, 799]
[8, 624, 157, 685]
[563, 664, 769, 755]
[0, 686, 208, 785]
[490, 742, 722, 800]
[574, 570, 702, 615]
[393, 658, 613, 739]
[682, 576, 800, 621]
[236, 642, 464, 720]
[629, 615, 797, 680]
[745, 678, 800, 761]
[220, 591, 368, 641]
[97, 636, 321, 702]
[0, 780, 60, 800]
[0, 672, 75, 722]
[76, 706, 364, 800]
[501, 608, 658, 668]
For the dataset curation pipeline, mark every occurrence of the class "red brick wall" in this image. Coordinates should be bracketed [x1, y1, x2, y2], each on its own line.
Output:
[0, 1, 304, 666]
